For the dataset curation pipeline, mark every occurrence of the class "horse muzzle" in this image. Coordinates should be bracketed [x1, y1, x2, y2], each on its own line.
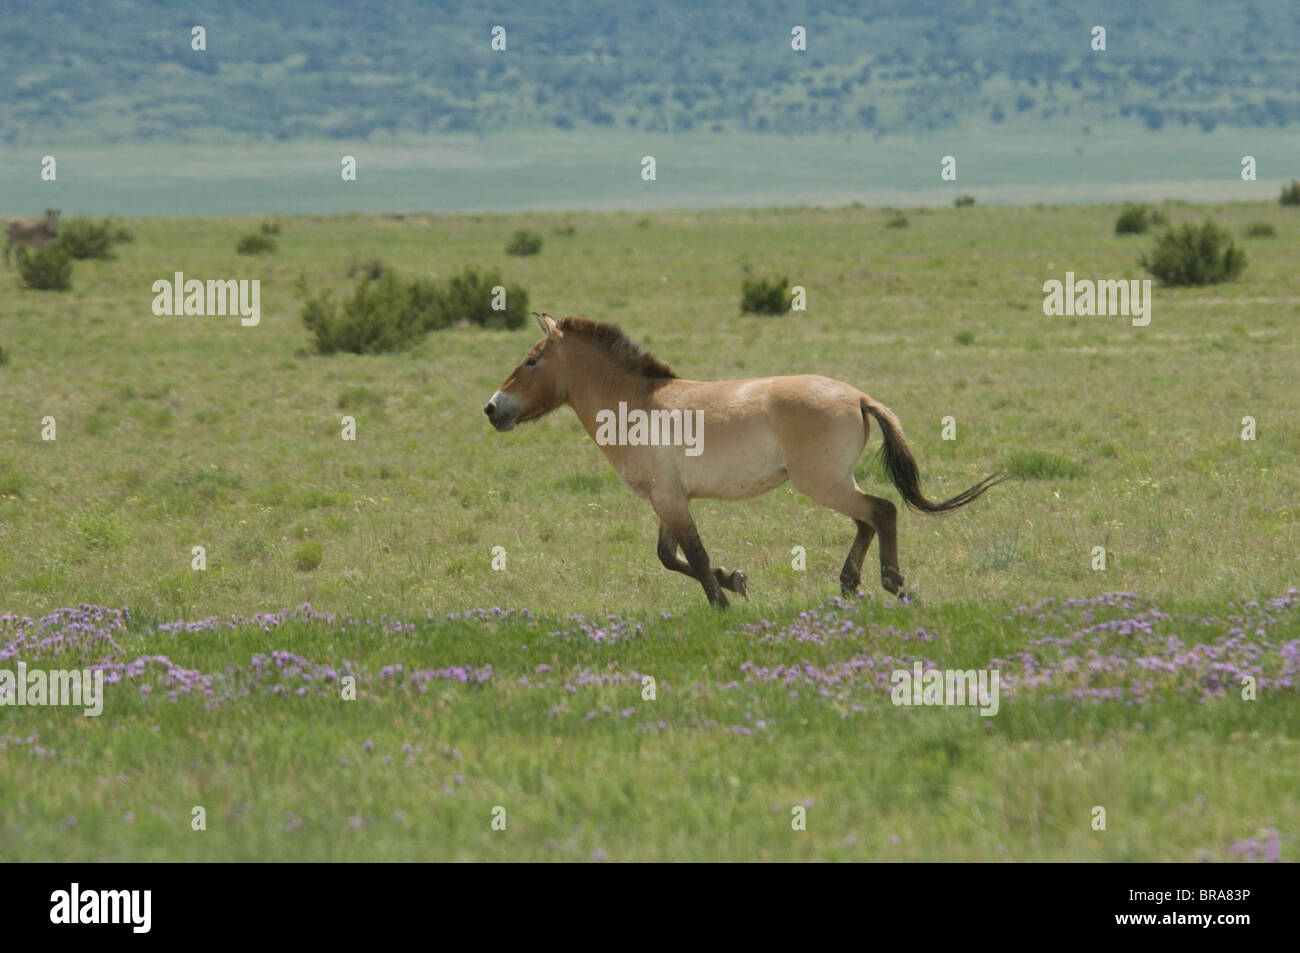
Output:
[484, 393, 518, 432]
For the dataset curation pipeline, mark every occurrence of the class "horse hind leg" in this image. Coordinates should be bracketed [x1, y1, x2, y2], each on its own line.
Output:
[657, 522, 748, 598]
[793, 473, 905, 599]
[839, 519, 876, 596]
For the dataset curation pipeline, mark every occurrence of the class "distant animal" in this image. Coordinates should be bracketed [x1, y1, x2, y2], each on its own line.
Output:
[485, 312, 1007, 607]
[4, 209, 61, 266]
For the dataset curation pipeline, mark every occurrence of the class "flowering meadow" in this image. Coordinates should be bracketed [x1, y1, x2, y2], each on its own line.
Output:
[2, 589, 1295, 860]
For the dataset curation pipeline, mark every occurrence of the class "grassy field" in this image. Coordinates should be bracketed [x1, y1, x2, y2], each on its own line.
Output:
[1, 200, 1297, 860]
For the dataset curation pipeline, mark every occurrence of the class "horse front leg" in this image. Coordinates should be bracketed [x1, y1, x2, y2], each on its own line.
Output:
[651, 501, 728, 608]
[657, 521, 748, 597]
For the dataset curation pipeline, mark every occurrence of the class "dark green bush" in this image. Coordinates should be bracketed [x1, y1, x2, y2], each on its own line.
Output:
[884, 212, 909, 228]
[16, 246, 73, 291]
[741, 276, 791, 315]
[0, 345, 9, 367]
[236, 232, 276, 254]
[55, 217, 115, 259]
[1279, 180, 1300, 206]
[439, 267, 528, 329]
[1244, 222, 1276, 238]
[954, 194, 976, 207]
[301, 272, 426, 354]
[260, 220, 282, 235]
[506, 229, 543, 256]
[1140, 220, 1247, 286]
[1114, 203, 1167, 235]
[302, 265, 528, 354]
[407, 275, 446, 331]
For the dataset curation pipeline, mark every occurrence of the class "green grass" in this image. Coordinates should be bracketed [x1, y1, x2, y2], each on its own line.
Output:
[1003, 449, 1086, 480]
[2, 596, 1296, 861]
[1, 200, 1298, 861]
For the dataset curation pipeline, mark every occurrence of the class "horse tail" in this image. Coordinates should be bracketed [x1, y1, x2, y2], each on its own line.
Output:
[860, 395, 1007, 513]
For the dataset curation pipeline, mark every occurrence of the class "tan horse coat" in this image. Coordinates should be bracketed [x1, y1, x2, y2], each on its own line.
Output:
[487, 313, 1004, 607]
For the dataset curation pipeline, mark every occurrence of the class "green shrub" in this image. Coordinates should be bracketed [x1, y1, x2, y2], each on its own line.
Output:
[885, 212, 909, 228]
[111, 224, 135, 243]
[1279, 180, 1300, 206]
[741, 275, 791, 315]
[506, 229, 543, 256]
[55, 217, 116, 259]
[301, 272, 426, 355]
[260, 220, 282, 235]
[303, 266, 529, 354]
[1244, 222, 1276, 238]
[293, 541, 324, 572]
[954, 194, 976, 207]
[1140, 220, 1247, 286]
[1114, 203, 1167, 235]
[16, 246, 73, 291]
[0, 345, 8, 367]
[236, 231, 276, 254]
[438, 267, 528, 329]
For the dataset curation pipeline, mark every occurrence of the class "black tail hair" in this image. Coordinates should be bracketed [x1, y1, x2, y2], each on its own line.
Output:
[862, 396, 1007, 513]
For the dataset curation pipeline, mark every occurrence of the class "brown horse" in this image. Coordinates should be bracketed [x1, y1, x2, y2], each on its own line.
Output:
[4, 209, 60, 266]
[486, 313, 1006, 607]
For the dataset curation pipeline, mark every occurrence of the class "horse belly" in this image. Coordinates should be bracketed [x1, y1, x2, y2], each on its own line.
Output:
[680, 426, 787, 500]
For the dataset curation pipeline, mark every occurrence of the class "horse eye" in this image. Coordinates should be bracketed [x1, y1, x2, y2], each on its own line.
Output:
[525, 357, 538, 367]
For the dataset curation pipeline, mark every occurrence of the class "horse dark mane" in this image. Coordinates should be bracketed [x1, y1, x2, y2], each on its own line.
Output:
[558, 316, 676, 380]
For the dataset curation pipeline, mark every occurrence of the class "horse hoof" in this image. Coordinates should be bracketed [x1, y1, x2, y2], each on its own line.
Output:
[881, 567, 905, 595]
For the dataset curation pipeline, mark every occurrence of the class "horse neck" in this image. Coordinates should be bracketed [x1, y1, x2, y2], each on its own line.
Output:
[561, 337, 653, 438]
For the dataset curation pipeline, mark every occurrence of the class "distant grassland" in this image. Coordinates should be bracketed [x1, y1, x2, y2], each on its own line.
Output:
[1, 200, 1297, 619]
[1, 200, 1298, 862]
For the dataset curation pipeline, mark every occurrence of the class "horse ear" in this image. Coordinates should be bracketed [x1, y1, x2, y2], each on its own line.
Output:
[533, 312, 561, 339]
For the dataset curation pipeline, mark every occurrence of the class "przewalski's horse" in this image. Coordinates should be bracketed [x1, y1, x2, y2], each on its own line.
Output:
[486, 313, 1006, 607]
[4, 209, 60, 266]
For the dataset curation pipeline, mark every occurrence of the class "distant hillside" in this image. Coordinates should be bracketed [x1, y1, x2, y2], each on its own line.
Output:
[3, 0, 1299, 145]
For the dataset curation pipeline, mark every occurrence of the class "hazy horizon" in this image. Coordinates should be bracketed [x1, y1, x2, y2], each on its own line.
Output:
[3, 123, 1296, 218]
[3, 1, 1297, 217]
